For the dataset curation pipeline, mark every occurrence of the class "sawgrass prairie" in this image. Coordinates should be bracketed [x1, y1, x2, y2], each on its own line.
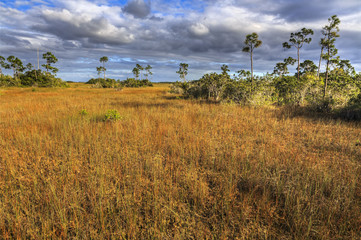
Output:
[0, 84, 360, 239]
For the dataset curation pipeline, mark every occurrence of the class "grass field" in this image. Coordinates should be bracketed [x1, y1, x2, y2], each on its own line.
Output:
[0, 84, 360, 239]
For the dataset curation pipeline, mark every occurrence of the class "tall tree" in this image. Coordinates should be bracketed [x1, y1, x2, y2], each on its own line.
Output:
[321, 15, 340, 99]
[99, 56, 108, 81]
[7, 56, 25, 79]
[132, 67, 140, 80]
[136, 64, 144, 80]
[176, 63, 188, 82]
[42, 52, 58, 74]
[242, 32, 262, 89]
[283, 28, 314, 81]
[145, 64, 153, 81]
[0, 56, 8, 77]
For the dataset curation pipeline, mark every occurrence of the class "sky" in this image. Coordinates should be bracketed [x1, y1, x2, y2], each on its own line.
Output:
[0, 0, 361, 82]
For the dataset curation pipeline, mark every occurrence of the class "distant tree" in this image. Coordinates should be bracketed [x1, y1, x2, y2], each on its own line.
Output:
[321, 15, 340, 99]
[176, 63, 188, 82]
[26, 63, 33, 71]
[237, 69, 251, 80]
[96, 66, 105, 78]
[337, 59, 355, 76]
[273, 57, 297, 77]
[221, 64, 230, 76]
[0, 55, 9, 77]
[99, 56, 108, 81]
[300, 60, 317, 75]
[132, 67, 140, 80]
[25, 62, 38, 81]
[283, 28, 314, 81]
[145, 64, 153, 81]
[242, 32, 262, 89]
[42, 52, 58, 74]
[136, 64, 144, 80]
[7, 56, 25, 79]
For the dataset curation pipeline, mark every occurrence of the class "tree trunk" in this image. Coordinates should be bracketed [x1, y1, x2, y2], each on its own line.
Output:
[103, 62, 106, 81]
[250, 50, 253, 91]
[317, 47, 323, 78]
[323, 53, 330, 99]
[297, 47, 300, 81]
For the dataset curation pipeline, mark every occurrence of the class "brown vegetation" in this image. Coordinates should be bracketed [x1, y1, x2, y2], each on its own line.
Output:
[0, 84, 360, 239]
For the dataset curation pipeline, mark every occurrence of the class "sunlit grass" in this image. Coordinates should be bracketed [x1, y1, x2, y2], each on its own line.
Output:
[0, 84, 360, 239]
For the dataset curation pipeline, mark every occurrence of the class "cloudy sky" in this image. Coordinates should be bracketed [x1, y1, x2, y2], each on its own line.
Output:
[1, 0, 360, 82]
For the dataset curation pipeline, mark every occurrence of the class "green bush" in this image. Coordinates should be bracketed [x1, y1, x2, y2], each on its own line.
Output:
[86, 78, 118, 88]
[104, 109, 121, 121]
[79, 109, 88, 116]
[0, 75, 20, 87]
[118, 78, 153, 88]
[20, 70, 68, 87]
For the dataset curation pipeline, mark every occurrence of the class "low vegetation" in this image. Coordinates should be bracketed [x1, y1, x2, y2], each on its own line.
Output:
[0, 84, 360, 239]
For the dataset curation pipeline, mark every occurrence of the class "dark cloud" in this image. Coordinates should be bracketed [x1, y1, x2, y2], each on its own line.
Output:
[232, 0, 361, 22]
[149, 15, 163, 21]
[123, 0, 151, 19]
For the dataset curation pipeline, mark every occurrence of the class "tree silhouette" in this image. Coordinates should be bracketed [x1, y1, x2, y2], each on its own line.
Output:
[176, 63, 188, 82]
[321, 15, 340, 99]
[42, 52, 58, 74]
[242, 32, 262, 90]
[145, 65, 153, 81]
[283, 28, 314, 81]
[7, 56, 25, 79]
[100, 56, 108, 80]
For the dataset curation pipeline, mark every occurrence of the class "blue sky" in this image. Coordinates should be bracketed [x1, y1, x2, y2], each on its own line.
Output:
[1, 0, 361, 82]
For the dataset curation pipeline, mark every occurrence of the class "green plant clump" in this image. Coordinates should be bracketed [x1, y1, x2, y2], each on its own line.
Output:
[79, 109, 88, 116]
[104, 109, 121, 121]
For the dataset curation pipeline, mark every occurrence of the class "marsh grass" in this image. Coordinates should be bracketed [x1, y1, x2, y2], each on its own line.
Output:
[0, 84, 360, 239]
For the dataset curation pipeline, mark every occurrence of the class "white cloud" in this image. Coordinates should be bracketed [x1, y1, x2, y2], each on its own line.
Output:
[39, 9, 135, 44]
[189, 23, 209, 36]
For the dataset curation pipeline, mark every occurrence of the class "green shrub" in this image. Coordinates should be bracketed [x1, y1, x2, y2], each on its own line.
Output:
[104, 109, 121, 121]
[118, 78, 153, 88]
[19, 70, 68, 87]
[79, 109, 88, 116]
[0, 75, 21, 87]
[86, 78, 118, 88]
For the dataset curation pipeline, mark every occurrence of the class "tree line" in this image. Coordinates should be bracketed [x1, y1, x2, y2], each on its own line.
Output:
[86, 56, 154, 88]
[171, 15, 361, 118]
[0, 52, 67, 87]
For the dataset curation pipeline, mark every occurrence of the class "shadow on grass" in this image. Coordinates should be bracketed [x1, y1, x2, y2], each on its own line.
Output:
[110, 100, 184, 109]
[275, 105, 361, 123]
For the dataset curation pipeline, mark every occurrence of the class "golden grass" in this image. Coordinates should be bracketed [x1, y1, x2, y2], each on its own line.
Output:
[0, 84, 360, 239]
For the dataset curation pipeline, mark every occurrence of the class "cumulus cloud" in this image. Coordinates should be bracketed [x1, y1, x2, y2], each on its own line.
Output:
[189, 23, 210, 37]
[123, 0, 151, 19]
[34, 9, 134, 45]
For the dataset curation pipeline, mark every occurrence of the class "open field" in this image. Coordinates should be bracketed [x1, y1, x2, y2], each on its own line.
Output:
[0, 84, 360, 239]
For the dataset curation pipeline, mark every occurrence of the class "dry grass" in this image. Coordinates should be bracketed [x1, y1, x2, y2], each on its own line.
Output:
[0, 84, 360, 239]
